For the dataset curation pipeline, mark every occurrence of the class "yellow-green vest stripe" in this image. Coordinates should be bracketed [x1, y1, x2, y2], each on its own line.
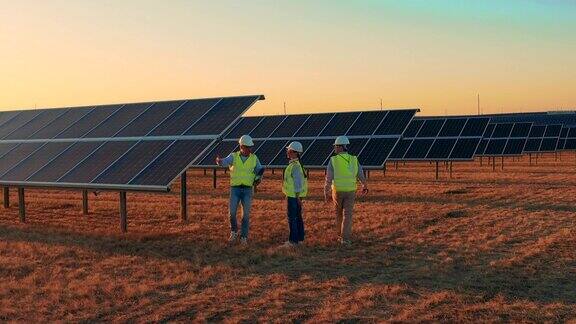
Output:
[230, 152, 257, 186]
[331, 153, 358, 192]
[283, 161, 308, 198]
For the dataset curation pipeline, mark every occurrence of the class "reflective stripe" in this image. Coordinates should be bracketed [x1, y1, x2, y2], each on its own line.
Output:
[283, 161, 308, 198]
[331, 153, 358, 192]
[230, 152, 257, 186]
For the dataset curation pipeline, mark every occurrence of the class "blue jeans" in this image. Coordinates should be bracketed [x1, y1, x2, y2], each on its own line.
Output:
[229, 186, 253, 239]
[287, 197, 305, 243]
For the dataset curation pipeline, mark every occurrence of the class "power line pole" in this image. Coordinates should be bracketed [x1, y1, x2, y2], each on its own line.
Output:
[380, 98, 383, 111]
[283, 101, 287, 115]
[477, 94, 480, 115]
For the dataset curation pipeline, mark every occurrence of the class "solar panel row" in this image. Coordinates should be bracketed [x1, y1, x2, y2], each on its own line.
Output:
[224, 110, 416, 139]
[475, 122, 533, 156]
[389, 116, 490, 161]
[0, 96, 260, 141]
[0, 95, 263, 191]
[199, 109, 419, 168]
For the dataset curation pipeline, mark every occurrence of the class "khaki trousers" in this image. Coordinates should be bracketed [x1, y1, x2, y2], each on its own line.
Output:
[332, 190, 356, 240]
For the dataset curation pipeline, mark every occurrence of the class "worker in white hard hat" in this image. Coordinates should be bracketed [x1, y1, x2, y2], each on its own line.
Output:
[324, 135, 368, 245]
[280, 141, 308, 248]
[216, 134, 264, 246]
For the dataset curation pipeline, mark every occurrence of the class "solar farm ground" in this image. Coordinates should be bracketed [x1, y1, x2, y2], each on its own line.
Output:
[0, 153, 575, 321]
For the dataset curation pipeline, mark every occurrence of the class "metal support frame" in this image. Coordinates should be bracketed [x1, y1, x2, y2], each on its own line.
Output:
[18, 188, 25, 223]
[449, 161, 453, 178]
[3, 187, 8, 208]
[213, 169, 217, 189]
[82, 190, 88, 215]
[435, 161, 439, 180]
[181, 172, 188, 222]
[501, 156, 504, 171]
[119, 191, 127, 233]
[383, 163, 386, 176]
[492, 157, 496, 172]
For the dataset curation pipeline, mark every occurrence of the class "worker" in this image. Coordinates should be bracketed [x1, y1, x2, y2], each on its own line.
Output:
[281, 141, 308, 248]
[324, 136, 369, 245]
[216, 135, 264, 245]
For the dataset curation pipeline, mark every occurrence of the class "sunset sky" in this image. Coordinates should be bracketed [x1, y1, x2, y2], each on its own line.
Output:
[1, 0, 575, 116]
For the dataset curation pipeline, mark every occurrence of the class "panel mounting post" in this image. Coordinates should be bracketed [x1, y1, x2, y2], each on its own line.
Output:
[120, 191, 127, 233]
[3, 187, 8, 208]
[18, 188, 25, 223]
[213, 169, 217, 189]
[181, 171, 188, 222]
[435, 161, 439, 180]
[82, 190, 89, 215]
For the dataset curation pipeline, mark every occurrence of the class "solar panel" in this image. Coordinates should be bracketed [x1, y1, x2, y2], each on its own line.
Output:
[0, 95, 263, 191]
[115, 101, 185, 137]
[524, 138, 542, 152]
[357, 138, 398, 166]
[475, 139, 489, 155]
[426, 138, 457, 160]
[375, 110, 418, 135]
[544, 124, 562, 137]
[540, 138, 559, 152]
[491, 123, 514, 138]
[195, 140, 239, 167]
[403, 119, 424, 138]
[55, 105, 123, 138]
[503, 138, 526, 155]
[404, 139, 434, 159]
[509, 123, 532, 138]
[251, 140, 288, 165]
[0, 142, 73, 181]
[399, 116, 488, 161]
[388, 138, 412, 160]
[565, 138, 576, 150]
[0, 111, 19, 127]
[4, 109, 68, 140]
[248, 116, 286, 138]
[346, 111, 388, 136]
[438, 118, 466, 137]
[320, 112, 360, 136]
[460, 118, 490, 137]
[483, 124, 496, 138]
[416, 119, 445, 138]
[184, 96, 260, 136]
[271, 115, 310, 138]
[450, 138, 481, 160]
[484, 139, 507, 155]
[0, 110, 43, 139]
[148, 98, 220, 136]
[225, 116, 264, 139]
[529, 125, 546, 138]
[294, 114, 334, 137]
[301, 139, 336, 166]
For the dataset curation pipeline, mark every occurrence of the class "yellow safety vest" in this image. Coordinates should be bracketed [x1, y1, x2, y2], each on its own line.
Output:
[331, 153, 358, 192]
[283, 160, 308, 198]
[230, 152, 257, 186]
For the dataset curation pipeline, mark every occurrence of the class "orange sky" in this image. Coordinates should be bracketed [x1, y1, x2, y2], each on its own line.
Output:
[1, 1, 575, 116]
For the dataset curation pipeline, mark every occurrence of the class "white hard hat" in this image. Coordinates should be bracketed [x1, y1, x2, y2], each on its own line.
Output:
[286, 141, 304, 153]
[334, 136, 350, 146]
[238, 135, 254, 147]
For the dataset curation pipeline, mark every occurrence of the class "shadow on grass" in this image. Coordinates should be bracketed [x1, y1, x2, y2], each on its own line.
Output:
[0, 224, 574, 305]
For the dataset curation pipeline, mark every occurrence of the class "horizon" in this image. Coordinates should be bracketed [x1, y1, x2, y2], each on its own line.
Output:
[1, 0, 575, 116]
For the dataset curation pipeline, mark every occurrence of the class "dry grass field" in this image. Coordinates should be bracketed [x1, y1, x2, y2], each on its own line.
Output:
[1, 153, 575, 322]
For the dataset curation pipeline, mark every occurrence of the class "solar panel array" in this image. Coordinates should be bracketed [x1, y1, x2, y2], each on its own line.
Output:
[561, 127, 576, 150]
[194, 109, 419, 169]
[0, 95, 263, 192]
[474, 122, 533, 156]
[486, 111, 576, 127]
[388, 116, 490, 161]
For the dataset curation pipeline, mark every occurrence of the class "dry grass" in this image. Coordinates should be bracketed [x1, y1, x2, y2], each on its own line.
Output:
[0, 153, 575, 322]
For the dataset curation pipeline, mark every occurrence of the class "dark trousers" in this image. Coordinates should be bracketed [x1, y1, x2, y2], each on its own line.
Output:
[287, 197, 305, 243]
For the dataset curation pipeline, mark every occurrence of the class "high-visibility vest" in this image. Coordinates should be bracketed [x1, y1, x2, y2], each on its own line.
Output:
[283, 160, 308, 198]
[230, 152, 257, 186]
[331, 153, 358, 192]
